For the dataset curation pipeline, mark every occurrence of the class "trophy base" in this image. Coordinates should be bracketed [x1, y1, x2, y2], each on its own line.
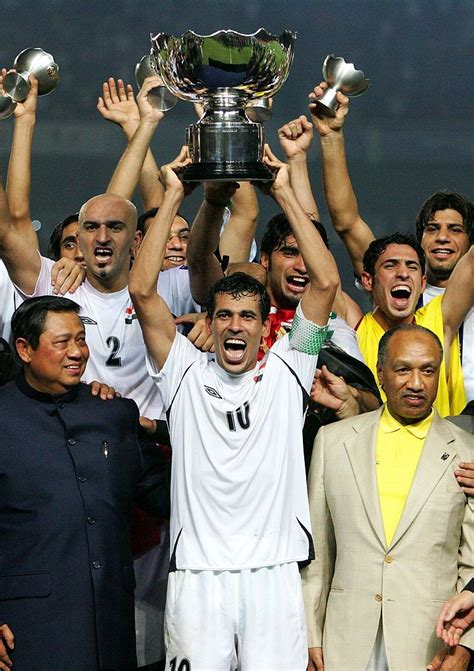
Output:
[181, 162, 274, 182]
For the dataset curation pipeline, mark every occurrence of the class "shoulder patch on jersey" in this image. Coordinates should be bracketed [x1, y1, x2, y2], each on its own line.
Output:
[80, 316, 97, 325]
[204, 385, 222, 399]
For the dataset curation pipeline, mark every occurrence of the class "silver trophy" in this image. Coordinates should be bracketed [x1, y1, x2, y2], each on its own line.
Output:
[135, 54, 178, 112]
[151, 28, 296, 181]
[3, 48, 59, 102]
[314, 55, 370, 117]
[0, 93, 17, 119]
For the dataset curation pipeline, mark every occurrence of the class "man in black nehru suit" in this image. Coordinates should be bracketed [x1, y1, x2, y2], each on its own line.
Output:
[0, 296, 169, 671]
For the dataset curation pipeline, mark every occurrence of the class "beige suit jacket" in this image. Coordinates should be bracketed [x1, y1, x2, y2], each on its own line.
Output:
[302, 407, 474, 671]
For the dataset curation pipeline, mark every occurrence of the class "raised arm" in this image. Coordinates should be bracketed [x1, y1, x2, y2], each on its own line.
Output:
[309, 83, 375, 278]
[0, 157, 40, 294]
[99, 77, 164, 207]
[186, 181, 239, 306]
[263, 146, 338, 325]
[218, 181, 259, 263]
[442, 246, 474, 364]
[1, 70, 39, 249]
[278, 114, 320, 221]
[129, 148, 192, 370]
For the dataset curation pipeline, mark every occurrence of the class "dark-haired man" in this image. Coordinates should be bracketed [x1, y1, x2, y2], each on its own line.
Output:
[137, 207, 190, 271]
[309, 82, 474, 405]
[303, 324, 474, 671]
[48, 212, 86, 268]
[130, 146, 338, 669]
[0, 295, 169, 671]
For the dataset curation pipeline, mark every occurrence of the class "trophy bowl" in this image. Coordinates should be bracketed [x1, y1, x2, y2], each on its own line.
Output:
[0, 93, 17, 119]
[314, 54, 370, 118]
[135, 54, 178, 112]
[3, 48, 59, 102]
[151, 28, 296, 181]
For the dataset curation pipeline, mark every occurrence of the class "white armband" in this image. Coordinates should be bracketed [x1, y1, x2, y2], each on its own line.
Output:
[288, 303, 329, 355]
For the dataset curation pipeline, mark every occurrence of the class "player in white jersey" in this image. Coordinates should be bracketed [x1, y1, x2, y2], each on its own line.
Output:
[129, 146, 339, 670]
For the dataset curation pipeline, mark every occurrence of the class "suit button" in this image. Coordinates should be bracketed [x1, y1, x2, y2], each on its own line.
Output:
[385, 555, 393, 563]
[375, 594, 383, 602]
[92, 561, 101, 569]
[87, 516, 96, 525]
[78, 475, 87, 483]
[67, 438, 76, 446]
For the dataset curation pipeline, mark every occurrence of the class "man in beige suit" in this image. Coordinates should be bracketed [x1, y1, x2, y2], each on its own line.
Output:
[302, 324, 474, 671]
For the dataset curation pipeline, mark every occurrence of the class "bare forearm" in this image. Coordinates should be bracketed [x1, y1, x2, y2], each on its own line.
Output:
[130, 188, 183, 298]
[443, 246, 474, 346]
[219, 182, 258, 263]
[288, 155, 320, 221]
[187, 201, 226, 304]
[6, 116, 38, 247]
[320, 132, 374, 276]
[107, 120, 158, 199]
[139, 150, 164, 209]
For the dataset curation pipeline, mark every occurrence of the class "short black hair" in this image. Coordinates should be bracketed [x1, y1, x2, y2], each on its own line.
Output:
[137, 207, 190, 235]
[11, 296, 81, 351]
[378, 323, 443, 367]
[205, 272, 271, 322]
[48, 213, 80, 260]
[415, 191, 474, 244]
[259, 212, 329, 257]
[362, 233, 426, 276]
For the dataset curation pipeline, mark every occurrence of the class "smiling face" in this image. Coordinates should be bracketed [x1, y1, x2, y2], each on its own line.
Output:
[361, 243, 426, 329]
[421, 208, 470, 287]
[260, 235, 308, 309]
[78, 194, 138, 292]
[377, 329, 441, 424]
[161, 216, 189, 271]
[206, 292, 270, 375]
[16, 311, 89, 395]
[59, 221, 86, 269]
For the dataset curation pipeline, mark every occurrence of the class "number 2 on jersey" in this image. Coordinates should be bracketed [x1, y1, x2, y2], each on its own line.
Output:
[106, 336, 122, 367]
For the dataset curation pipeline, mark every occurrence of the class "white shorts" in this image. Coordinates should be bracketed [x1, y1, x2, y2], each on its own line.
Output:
[165, 562, 307, 671]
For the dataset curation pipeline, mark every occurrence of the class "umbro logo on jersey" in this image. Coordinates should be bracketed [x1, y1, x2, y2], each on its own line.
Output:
[125, 306, 137, 324]
[204, 386, 222, 399]
[80, 316, 97, 325]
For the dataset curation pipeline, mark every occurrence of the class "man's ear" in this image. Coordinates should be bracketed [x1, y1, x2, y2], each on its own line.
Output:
[15, 338, 32, 364]
[262, 318, 271, 339]
[421, 274, 427, 293]
[205, 314, 213, 336]
[360, 271, 374, 292]
[376, 363, 384, 390]
[131, 230, 143, 257]
[260, 252, 269, 271]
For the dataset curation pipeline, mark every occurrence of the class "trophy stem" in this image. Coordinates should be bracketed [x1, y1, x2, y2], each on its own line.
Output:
[313, 88, 338, 118]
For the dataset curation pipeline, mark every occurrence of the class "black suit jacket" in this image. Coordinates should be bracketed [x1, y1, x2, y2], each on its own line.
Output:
[0, 375, 169, 671]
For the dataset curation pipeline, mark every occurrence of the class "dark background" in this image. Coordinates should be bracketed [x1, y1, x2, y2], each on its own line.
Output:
[0, 0, 472, 301]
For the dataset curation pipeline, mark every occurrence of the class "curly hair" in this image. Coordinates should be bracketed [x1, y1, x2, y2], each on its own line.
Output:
[259, 212, 329, 257]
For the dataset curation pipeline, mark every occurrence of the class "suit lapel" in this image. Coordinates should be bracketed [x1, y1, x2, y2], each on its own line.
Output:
[344, 407, 387, 550]
[388, 412, 457, 549]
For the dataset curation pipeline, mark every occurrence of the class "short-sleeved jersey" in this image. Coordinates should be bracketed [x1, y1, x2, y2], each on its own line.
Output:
[356, 295, 466, 416]
[423, 283, 474, 402]
[147, 331, 318, 571]
[0, 260, 24, 343]
[19, 256, 199, 417]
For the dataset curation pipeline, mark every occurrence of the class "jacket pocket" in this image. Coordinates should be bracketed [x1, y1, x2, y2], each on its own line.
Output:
[0, 572, 51, 600]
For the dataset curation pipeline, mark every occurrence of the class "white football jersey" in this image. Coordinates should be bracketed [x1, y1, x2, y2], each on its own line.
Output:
[22, 256, 199, 417]
[147, 331, 317, 570]
[0, 261, 24, 343]
[423, 283, 474, 402]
